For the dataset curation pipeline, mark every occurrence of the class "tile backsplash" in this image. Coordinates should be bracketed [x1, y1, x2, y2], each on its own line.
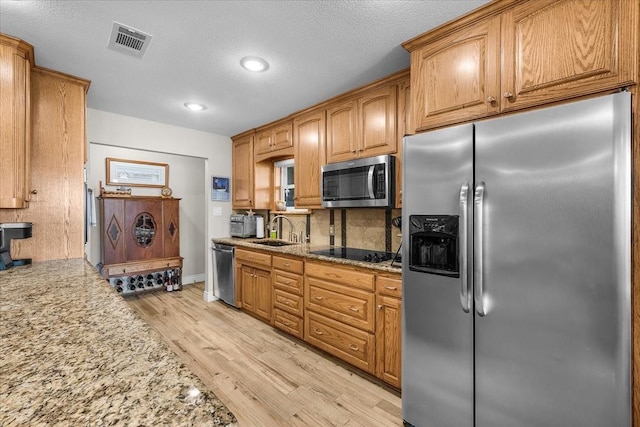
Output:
[309, 208, 401, 253]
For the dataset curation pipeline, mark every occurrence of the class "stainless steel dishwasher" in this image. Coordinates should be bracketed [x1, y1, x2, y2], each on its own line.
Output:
[211, 243, 237, 307]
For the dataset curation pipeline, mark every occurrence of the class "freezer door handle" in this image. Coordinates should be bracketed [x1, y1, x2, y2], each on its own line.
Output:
[474, 182, 486, 316]
[459, 182, 470, 313]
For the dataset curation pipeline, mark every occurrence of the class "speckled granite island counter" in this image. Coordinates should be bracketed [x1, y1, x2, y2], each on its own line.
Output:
[0, 259, 236, 426]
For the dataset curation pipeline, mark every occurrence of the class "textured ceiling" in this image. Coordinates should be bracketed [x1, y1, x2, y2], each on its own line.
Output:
[0, 0, 489, 137]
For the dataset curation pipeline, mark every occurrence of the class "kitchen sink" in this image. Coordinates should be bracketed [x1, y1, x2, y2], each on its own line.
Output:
[251, 240, 296, 247]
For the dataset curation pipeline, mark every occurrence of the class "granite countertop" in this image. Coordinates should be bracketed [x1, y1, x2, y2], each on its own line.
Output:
[212, 237, 402, 274]
[0, 259, 236, 426]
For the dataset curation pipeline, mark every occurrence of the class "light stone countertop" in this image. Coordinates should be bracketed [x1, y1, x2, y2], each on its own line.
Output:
[0, 259, 236, 426]
[212, 237, 403, 274]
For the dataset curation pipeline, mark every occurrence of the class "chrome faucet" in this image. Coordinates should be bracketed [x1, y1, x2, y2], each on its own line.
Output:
[269, 215, 295, 242]
[295, 220, 308, 244]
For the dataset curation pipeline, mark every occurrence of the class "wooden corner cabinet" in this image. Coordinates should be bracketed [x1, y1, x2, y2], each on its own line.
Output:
[99, 196, 182, 293]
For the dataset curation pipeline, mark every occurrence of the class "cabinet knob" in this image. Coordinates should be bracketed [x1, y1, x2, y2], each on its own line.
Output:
[487, 95, 496, 103]
[503, 91, 514, 99]
[377, 304, 383, 310]
[30, 189, 38, 194]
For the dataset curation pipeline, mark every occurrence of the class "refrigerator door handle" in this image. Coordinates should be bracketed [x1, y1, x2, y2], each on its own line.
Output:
[459, 182, 471, 313]
[474, 182, 486, 316]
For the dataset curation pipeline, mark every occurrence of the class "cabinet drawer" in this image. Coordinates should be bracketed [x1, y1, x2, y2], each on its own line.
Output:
[274, 308, 303, 339]
[377, 275, 402, 298]
[272, 255, 303, 274]
[305, 277, 374, 332]
[305, 311, 374, 374]
[273, 270, 303, 295]
[274, 288, 304, 317]
[305, 261, 374, 291]
[235, 248, 271, 268]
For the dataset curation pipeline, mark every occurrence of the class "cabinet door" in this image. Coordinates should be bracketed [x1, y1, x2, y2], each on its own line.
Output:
[326, 99, 358, 163]
[293, 109, 325, 208]
[254, 129, 273, 155]
[162, 198, 180, 258]
[241, 265, 256, 313]
[101, 198, 126, 265]
[124, 199, 164, 261]
[271, 122, 293, 151]
[500, 0, 638, 112]
[376, 294, 402, 388]
[359, 85, 397, 158]
[232, 133, 254, 209]
[255, 267, 272, 322]
[410, 15, 501, 131]
[0, 37, 31, 209]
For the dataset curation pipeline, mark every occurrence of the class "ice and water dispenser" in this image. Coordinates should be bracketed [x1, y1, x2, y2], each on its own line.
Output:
[408, 215, 459, 277]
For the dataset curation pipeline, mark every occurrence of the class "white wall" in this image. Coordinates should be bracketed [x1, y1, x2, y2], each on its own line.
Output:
[86, 109, 232, 301]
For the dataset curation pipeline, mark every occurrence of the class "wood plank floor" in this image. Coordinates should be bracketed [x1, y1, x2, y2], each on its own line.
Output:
[125, 283, 402, 426]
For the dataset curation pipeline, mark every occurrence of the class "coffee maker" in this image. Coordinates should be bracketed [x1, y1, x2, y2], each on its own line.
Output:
[0, 222, 33, 270]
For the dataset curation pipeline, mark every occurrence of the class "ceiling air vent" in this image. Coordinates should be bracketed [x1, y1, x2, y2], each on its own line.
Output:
[108, 22, 152, 58]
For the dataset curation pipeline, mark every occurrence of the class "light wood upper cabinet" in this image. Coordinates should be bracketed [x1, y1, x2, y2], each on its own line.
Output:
[404, 0, 638, 132]
[232, 131, 254, 209]
[293, 108, 325, 209]
[255, 119, 293, 162]
[0, 34, 33, 209]
[500, 0, 637, 112]
[326, 84, 397, 163]
[0, 66, 89, 262]
[408, 15, 501, 131]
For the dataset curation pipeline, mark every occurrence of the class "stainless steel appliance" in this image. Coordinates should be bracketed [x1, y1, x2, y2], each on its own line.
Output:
[321, 154, 394, 208]
[0, 222, 33, 270]
[211, 243, 236, 307]
[402, 92, 631, 427]
[229, 214, 257, 238]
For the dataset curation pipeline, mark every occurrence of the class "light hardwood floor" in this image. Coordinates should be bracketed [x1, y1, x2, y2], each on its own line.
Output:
[126, 283, 402, 426]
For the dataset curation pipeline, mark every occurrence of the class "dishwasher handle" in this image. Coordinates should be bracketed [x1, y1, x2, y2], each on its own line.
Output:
[212, 246, 234, 254]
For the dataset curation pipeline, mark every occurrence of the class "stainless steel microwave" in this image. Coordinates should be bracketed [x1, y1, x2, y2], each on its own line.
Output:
[321, 154, 395, 208]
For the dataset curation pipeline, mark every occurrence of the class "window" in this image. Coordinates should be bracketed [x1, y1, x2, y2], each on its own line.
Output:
[274, 159, 294, 209]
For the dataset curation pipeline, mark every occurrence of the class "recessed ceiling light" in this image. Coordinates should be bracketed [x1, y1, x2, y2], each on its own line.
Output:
[184, 102, 207, 111]
[240, 56, 269, 72]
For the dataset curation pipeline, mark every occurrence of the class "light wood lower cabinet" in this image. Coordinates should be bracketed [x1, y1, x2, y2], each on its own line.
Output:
[376, 274, 402, 389]
[272, 255, 304, 339]
[236, 248, 273, 323]
[304, 261, 376, 375]
[233, 250, 402, 388]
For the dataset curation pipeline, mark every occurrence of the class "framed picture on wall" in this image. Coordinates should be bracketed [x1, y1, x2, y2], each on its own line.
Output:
[211, 176, 230, 201]
[106, 158, 169, 187]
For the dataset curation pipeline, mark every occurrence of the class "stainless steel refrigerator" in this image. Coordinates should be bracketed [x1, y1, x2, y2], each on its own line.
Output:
[401, 92, 631, 427]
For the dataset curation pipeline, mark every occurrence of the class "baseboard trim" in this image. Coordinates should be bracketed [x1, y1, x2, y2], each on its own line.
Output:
[182, 273, 205, 285]
[203, 290, 218, 303]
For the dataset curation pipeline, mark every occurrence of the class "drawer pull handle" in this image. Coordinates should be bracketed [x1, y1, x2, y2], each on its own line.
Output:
[284, 301, 292, 306]
[283, 263, 290, 267]
[349, 344, 359, 351]
[285, 280, 291, 285]
[384, 285, 397, 290]
[348, 306, 359, 312]
[314, 329, 323, 335]
[314, 296, 323, 301]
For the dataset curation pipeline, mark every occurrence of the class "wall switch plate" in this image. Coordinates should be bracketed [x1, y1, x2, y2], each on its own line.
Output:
[213, 207, 222, 216]
[329, 224, 335, 236]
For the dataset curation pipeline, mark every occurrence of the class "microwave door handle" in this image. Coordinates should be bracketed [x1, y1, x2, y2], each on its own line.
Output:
[459, 182, 470, 313]
[367, 166, 375, 199]
[474, 182, 486, 316]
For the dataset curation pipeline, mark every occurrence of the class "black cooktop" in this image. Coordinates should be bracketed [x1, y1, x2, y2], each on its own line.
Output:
[310, 247, 400, 264]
